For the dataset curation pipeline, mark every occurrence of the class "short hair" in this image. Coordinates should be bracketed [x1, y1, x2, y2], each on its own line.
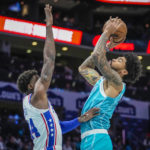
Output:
[17, 70, 38, 94]
[123, 53, 142, 84]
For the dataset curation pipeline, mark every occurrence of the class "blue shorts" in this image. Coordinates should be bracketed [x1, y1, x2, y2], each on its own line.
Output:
[80, 134, 113, 150]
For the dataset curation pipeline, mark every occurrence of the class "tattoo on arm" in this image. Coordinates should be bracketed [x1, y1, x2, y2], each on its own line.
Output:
[91, 32, 122, 86]
[79, 56, 100, 86]
[93, 32, 108, 54]
[92, 53, 122, 86]
[80, 68, 100, 86]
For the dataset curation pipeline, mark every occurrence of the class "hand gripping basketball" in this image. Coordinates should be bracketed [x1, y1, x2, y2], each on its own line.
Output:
[103, 17, 127, 44]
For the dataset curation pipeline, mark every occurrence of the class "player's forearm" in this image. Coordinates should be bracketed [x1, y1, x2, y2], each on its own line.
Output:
[43, 25, 55, 61]
[92, 52, 122, 86]
[91, 32, 122, 86]
[91, 32, 110, 74]
[79, 32, 109, 71]
[41, 25, 55, 82]
[59, 118, 80, 134]
[93, 32, 109, 55]
[91, 32, 109, 73]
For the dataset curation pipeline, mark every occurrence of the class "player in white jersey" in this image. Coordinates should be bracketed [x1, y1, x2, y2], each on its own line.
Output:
[17, 4, 99, 150]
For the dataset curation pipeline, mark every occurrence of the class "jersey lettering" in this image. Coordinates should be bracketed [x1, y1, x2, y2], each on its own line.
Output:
[28, 118, 40, 139]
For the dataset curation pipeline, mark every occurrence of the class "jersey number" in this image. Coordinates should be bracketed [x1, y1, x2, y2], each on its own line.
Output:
[28, 118, 40, 139]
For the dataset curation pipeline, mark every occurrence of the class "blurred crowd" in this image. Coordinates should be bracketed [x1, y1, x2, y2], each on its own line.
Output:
[0, 107, 149, 150]
[0, 1, 150, 150]
[0, 1, 150, 40]
[0, 49, 150, 101]
[52, 11, 150, 40]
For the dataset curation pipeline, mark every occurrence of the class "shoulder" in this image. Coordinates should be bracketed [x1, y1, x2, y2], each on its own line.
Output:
[23, 94, 30, 102]
[23, 94, 32, 103]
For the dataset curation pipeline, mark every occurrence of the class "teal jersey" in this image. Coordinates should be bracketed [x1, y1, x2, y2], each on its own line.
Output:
[81, 77, 126, 134]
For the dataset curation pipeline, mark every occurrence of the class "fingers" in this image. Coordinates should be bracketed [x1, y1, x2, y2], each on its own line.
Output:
[110, 17, 122, 29]
[87, 107, 100, 116]
[109, 16, 118, 22]
[45, 4, 52, 11]
[49, 6, 52, 12]
[46, 4, 49, 7]
[91, 107, 100, 112]
[93, 108, 100, 117]
[80, 108, 100, 122]
[109, 16, 122, 23]
[89, 108, 100, 115]
[109, 16, 113, 21]
[44, 4, 49, 10]
[93, 113, 100, 117]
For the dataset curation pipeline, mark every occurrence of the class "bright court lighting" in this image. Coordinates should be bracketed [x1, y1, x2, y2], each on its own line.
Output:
[32, 41, 38, 46]
[26, 49, 32, 54]
[62, 47, 68, 51]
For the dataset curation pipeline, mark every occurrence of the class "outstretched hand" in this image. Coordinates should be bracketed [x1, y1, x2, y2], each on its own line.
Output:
[44, 4, 53, 26]
[78, 108, 100, 123]
[104, 16, 122, 36]
[104, 17, 124, 50]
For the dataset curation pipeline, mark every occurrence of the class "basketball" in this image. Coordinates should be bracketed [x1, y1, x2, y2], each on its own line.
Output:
[102, 18, 127, 43]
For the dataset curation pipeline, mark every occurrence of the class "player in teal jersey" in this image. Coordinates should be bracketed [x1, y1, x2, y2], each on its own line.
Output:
[78, 17, 142, 150]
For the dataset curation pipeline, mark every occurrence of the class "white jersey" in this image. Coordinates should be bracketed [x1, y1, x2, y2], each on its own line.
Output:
[23, 94, 62, 150]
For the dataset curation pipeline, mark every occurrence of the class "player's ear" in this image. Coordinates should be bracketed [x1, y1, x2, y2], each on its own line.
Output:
[122, 69, 128, 76]
[28, 83, 33, 91]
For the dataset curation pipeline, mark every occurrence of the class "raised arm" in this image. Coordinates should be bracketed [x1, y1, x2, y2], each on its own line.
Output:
[33, 4, 55, 99]
[78, 56, 101, 86]
[91, 18, 123, 87]
[78, 18, 122, 86]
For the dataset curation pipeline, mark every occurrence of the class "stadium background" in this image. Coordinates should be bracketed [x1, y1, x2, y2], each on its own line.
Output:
[0, 0, 150, 149]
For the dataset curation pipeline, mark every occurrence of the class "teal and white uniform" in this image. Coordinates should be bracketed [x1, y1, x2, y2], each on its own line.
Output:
[81, 77, 126, 150]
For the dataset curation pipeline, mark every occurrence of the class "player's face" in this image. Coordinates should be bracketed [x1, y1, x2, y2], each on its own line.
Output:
[110, 56, 127, 71]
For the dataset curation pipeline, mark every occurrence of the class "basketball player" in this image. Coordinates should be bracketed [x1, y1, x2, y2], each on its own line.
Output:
[78, 17, 142, 150]
[17, 4, 99, 150]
